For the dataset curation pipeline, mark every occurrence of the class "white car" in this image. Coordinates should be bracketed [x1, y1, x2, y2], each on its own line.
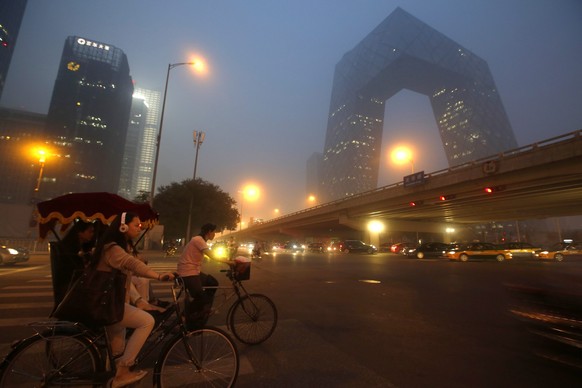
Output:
[0, 244, 30, 265]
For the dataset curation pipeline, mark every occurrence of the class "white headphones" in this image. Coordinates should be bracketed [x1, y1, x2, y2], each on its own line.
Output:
[119, 212, 128, 233]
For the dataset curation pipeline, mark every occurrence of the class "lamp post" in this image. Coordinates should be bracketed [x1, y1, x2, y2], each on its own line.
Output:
[185, 131, 205, 241]
[150, 61, 202, 208]
[238, 190, 245, 231]
[238, 184, 260, 231]
[34, 150, 46, 193]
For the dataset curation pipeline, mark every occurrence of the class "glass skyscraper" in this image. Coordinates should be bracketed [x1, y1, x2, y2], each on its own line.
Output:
[320, 7, 517, 202]
[0, 0, 28, 101]
[45, 36, 133, 197]
[119, 87, 161, 200]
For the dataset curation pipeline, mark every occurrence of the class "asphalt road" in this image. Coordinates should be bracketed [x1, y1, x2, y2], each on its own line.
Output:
[1, 250, 581, 387]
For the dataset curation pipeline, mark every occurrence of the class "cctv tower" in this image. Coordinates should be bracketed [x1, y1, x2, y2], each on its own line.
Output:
[320, 7, 517, 201]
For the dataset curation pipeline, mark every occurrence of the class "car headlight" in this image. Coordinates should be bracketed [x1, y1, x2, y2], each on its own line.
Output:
[7, 248, 18, 255]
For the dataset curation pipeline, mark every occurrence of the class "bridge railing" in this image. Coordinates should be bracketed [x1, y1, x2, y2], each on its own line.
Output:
[256, 129, 581, 227]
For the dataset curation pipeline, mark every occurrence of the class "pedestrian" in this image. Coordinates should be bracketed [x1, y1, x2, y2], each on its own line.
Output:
[90, 212, 174, 388]
[177, 223, 227, 327]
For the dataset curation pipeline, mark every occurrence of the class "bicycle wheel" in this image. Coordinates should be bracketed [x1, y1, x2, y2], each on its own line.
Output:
[228, 293, 278, 345]
[0, 332, 102, 387]
[156, 326, 239, 388]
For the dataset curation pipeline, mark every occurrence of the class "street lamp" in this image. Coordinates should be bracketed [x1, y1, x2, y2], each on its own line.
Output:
[307, 194, 317, 206]
[34, 149, 46, 192]
[390, 145, 414, 174]
[150, 60, 206, 208]
[185, 131, 205, 241]
[238, 184, 260, 231]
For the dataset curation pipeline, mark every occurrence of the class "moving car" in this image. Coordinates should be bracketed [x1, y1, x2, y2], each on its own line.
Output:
[333, 240, 377, 254]
[446, 242, 509, 262]
[307, 242, 325, 253]
[0, 244, 30, 265]
[284, 241, 305, 252]
[499, 242, 541, 259]
[390, 242, 414, 254]
[538, 242, 582, 261]
[379, 242, 393, 252]
[407, 242, 449, 259]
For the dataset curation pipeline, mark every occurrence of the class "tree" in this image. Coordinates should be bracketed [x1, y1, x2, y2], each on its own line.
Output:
[153, 178, 239, 240]
[133, 190, 150, 203]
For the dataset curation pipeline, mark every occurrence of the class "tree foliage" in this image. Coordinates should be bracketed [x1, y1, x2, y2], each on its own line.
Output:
[153, 178, 239, 240]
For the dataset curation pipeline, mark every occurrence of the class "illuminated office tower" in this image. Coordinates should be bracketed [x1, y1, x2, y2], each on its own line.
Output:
[0, 0, 28, 100]
[45, 36, 133, 197]
[119, 87, 161, 200]
[320, 7, 517, 201]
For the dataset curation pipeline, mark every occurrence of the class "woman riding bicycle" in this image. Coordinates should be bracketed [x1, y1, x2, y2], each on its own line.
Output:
[91, 212, 174, 388]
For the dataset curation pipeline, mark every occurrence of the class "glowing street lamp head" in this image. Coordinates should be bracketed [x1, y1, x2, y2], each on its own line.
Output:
[241, 184, 260, 201]
[390, 146, 413, 165]
[367, 220, 385, 233]
[188, 55, 208, 76]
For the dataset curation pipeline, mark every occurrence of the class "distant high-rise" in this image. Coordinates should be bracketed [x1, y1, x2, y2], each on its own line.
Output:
[320, 7, 517, 202]
[0, 0, 28, 100]
[118, 87, 161, 200]
[0, 107, 46, 204]
[45, 36, 133, 197]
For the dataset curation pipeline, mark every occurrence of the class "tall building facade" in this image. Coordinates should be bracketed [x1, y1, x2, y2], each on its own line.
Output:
[118, 87, 161, 200]
[320, 7, 517, 202]
[0, 0, 28, 101]
[44, 36, 133, 197]
[0, 108, 46, 204]
[118, 95, 146, 199]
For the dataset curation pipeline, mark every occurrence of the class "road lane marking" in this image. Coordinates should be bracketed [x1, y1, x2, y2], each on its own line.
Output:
[0, 266, 45, 276]
[3, 285, 53, 290]
[0, 302, 54, 309]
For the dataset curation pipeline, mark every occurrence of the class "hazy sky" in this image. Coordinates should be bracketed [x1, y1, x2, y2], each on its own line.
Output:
[2, 0, 581, 221]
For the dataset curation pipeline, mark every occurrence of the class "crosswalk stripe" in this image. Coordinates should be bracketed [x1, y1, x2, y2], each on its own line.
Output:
[0, 302, 54, 309]
[0, 317, 50, 327]
[0, 292, 54, 298]
[0, 266, 45, 276]
[3, 285, 53, 290]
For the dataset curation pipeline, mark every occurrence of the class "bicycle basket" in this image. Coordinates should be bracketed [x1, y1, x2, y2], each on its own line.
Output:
[234, 261, 251, 281]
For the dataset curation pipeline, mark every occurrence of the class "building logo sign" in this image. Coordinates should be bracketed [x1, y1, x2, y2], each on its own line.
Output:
[76, 38, 110, 51]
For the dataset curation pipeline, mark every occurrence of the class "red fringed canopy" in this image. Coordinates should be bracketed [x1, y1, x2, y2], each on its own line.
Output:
[36, 192, 158, 239]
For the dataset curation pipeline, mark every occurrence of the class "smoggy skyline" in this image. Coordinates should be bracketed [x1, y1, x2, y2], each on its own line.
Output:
[2, 0, 581, 220]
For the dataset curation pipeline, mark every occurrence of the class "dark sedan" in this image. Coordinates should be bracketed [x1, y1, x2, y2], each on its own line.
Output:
[334, 240, 377, 254]
[407, 242, 449, 259]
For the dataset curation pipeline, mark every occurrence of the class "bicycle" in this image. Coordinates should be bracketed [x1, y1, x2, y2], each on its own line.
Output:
[203, 261, 278, 345]
[0, 276, 239, 387]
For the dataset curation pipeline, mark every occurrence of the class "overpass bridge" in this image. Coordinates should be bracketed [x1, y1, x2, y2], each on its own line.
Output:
[234, 130, 582, 243]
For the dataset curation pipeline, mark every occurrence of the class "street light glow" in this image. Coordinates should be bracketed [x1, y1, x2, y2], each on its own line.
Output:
[367, 220, 385, 233]
[242, 184, 260, 201]
[390, 145, 415, 173]
[390, 145, 413, 165]
[188, 55, 208, 76]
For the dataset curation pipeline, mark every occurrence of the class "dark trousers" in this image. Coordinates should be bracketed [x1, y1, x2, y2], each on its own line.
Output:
[183, 273, 218, 312]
